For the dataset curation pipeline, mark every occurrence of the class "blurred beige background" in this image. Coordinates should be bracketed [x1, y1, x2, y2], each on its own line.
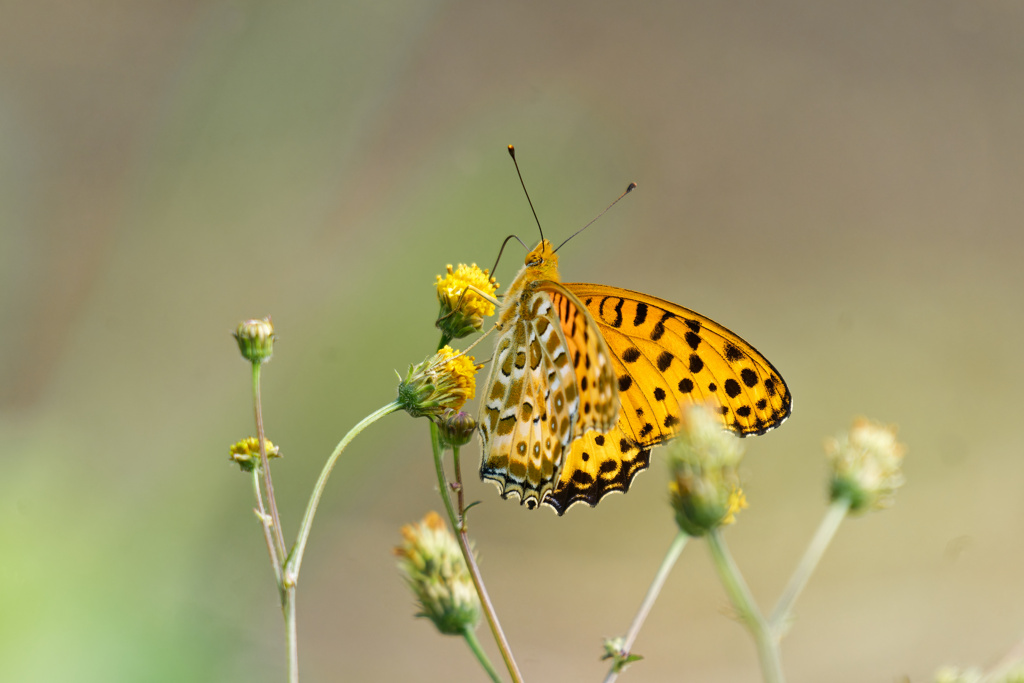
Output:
[2, 1, 1022, 681]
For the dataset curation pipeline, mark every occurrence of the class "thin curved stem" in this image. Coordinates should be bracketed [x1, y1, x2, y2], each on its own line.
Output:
[252, 363, 286, 577]
[253, 363, 287, 563]
[603, 531, 689, 683]
[462, 627, 504, 683]
[251, 469, 283, 592]
[452, 445, 466, 530]
[430, 422, 522, 683]
[707, 529, 784, 683]
[286, 400, 402, 582]
[769, 498, 850, 631]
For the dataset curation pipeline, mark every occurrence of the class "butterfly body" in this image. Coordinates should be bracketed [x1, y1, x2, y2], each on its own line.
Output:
[478, 239, 791, 514]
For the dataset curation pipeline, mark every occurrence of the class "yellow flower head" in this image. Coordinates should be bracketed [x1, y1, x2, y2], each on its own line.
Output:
[397, 346, 479, 420]
[435, 264, 498, 341]
[436, 263, 498, 318]
[395, 511, 480, 635]
[229, 436, 281, 472]
[826, 417, 907, 513]
[666, 402, 746, 536]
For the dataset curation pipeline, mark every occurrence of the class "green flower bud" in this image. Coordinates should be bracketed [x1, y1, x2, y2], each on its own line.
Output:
[395, 512, 481, 636]
[666, 403, 746, 536]
[233, 317, 275, 364]
[439, 410, 477, 448]
[825, 418, 906, 513]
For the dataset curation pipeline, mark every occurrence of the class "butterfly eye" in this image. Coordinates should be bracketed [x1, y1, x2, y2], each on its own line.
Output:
[527, 256, 543, 267]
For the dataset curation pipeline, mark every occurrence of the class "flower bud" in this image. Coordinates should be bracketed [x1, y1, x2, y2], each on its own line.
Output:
[666, 403, 746, 536]
[397, 346, 478, 421]
[229, 436, 281, 472]
[438, 410, 477, 448]
[233, 317, 275, 364]
[825, 418, 906, 513]
[395, 511, 481, 636]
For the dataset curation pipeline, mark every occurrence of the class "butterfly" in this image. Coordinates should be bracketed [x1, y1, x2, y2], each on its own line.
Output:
[477, 236, 792, 515]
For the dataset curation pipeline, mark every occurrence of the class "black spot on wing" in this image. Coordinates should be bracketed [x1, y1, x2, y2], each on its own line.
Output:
[656, 352, 674, 372]
[651, 311, 675, 342]
[633, 302, 648, 326]
[724, 343, 743, 362]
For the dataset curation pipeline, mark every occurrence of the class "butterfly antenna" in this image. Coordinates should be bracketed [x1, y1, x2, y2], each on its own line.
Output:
[508, 145, 545, 244]
[489, 233, 528, 277]
[554, 182, 637, 254]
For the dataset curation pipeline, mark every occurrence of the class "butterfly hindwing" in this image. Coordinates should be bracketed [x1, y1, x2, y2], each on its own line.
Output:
[547, 424, 651, 514]
[479, 291, 579, 509]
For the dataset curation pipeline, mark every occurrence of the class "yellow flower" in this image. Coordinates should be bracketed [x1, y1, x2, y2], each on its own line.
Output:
[397, 346, 479, 420]
[825, 418, 906, 513]
[666, 402, 746, 536]
[395, 511, 480, 635]
[435, 264, 498, 341]
[436, 263, 498, 318]
[722, 488, 748, 525]
[229, 436, 281, 472]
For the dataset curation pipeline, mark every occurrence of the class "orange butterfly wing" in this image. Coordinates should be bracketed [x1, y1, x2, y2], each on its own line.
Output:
[545, 284, 792, 514]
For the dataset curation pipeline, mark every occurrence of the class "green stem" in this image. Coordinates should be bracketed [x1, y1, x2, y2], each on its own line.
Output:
[452, 445, 466, 530]
[603, 531, 689, 683]
[462, 627, 504, 683]
[430, 422, 522, 683]
[707, 529, 784, 683]
[285, 400, 402, 582]
[768, 498, 850, 632]
[251, 469, 283, 592]
[284, 586, 298, 683]
[252, 363, 286, 574]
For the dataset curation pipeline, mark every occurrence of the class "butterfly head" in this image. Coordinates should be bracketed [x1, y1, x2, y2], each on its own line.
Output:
[524, 239, 560, 281]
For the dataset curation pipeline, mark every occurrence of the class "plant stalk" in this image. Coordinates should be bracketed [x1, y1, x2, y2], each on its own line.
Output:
[769, 497, 850, 631]
[463, 627, 504, 683]
[603, 530, 689, 683]
[431, 422, 522, 683]
[286, 400, 402, 582]
[707, 529, 784, 683]
[252, 362, 286, 574]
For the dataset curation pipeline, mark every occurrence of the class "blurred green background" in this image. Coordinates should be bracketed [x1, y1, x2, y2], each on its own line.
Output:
[2, 1, 1022, 681]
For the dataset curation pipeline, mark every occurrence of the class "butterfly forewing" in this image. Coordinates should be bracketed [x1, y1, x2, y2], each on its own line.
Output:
[479, 292, 581, 509]
[566, 284, 792, 438]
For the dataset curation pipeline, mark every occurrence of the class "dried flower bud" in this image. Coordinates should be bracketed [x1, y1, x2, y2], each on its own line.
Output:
[825, 418, 906, 513]
[233, 317, 275, 364]
[395, 511, 481, 635]
[666, 403, 746, 536]
[229, 436, 281, 472]
[438, 410, 477, 448]
[397, 346, 478, 421]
